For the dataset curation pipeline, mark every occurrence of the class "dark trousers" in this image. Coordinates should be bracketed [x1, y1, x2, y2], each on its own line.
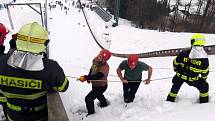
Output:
[85, 85, 107, 114]
[123, 82, 141, 102]
[7, 108, 48, 121]
[167, 75, 209, 103]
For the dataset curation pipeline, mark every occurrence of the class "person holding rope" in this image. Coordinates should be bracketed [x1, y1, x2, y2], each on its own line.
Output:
[116, 54, 153, 103]
[78, 49, 112, 116]
[166, 33, 209, 103]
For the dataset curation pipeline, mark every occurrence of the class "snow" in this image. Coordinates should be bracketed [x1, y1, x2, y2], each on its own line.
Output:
[1, 0, 215, 121]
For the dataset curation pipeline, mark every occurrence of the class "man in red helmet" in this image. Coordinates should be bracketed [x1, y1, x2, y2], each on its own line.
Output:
[117, 54, 153, 103]
[78, 49, 112, 115]
[0, 23, 9, 55]
[0, 23, 9, 120]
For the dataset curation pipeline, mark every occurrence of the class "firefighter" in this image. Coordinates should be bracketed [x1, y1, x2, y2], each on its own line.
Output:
[78, 49, 111, 116]
[0, 23, 9, 120]
[0, 22, 69, 121]
[166, 33, 209, 103]
[116, 54, 153, 103]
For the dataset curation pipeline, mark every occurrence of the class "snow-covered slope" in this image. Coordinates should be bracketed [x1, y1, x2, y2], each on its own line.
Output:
[46, 1, 215, 121]
[1, 0, 215, 121]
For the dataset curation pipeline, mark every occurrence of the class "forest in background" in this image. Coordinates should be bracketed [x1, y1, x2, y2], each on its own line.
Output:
[99, 0, 215, 33]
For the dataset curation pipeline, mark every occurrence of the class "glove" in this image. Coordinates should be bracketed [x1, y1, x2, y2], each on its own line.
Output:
[78, 75, 88, 82]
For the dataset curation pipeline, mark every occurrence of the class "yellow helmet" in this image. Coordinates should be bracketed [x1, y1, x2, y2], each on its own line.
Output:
[191, 33, 206, 46]
[16, 22, 48, 53]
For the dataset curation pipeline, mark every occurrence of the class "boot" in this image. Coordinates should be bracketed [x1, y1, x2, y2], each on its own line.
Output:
[123, 93, 129, 103]
[87, 111, 95, 116]
[166, 95, 176, 102]
[98, 100, 109, 108]
[200, 96, 209, 103]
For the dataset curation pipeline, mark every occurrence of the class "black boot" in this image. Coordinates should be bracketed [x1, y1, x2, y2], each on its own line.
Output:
[126, 98, 134, 103]
[200, 96, 209, 103]
[124, 98, 129, 103]
[166, 95, 176, 102]
[86, 111, 95, 117]
[123, 92, 129, 103]
[98, 100, 109, 108]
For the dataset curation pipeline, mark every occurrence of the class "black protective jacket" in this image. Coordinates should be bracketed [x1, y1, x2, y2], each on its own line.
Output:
[0, 54, 69, 121]
[173, 49, 209, 81]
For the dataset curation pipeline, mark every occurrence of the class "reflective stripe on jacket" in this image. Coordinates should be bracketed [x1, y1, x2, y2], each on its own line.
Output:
[173, 49, 209, 81]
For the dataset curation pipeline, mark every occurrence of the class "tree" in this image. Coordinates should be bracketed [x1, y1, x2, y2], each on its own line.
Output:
[198, 0, 212, 32]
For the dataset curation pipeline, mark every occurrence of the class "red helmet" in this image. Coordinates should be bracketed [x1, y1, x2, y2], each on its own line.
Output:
[0, 23, 8, 37]
[128, 54, 139, 66]
[0, 23, 9, 45]
[99, 49, 112, 60]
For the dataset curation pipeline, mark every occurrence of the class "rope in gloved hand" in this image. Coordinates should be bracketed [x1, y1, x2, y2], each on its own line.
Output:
[67, 66, 215, 82]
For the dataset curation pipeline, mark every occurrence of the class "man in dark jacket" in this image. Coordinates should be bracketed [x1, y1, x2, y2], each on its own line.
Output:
[0, 23, 9, 120]
[0, 22, 69, 121]
[116, 54, 153, 103]
[78, 49, 111, 115]
[9, 34, 17, 49]
[166, 33, 209, 103]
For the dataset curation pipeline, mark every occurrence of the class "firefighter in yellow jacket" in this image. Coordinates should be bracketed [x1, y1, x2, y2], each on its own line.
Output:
[0, 22, 69, 121]
[166, 33, 209, 103]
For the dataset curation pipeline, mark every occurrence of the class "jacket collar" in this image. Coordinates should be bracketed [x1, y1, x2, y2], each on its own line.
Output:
[7, 50, 44, 71]
[189, 46, 208, 59]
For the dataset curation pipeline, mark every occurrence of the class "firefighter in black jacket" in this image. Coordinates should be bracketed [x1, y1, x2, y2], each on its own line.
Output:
[166, 33, 209, 103]
[0, 22, 69, 121]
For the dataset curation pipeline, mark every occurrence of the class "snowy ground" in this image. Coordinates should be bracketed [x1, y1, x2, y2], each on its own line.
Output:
[1, 0, 215, 121]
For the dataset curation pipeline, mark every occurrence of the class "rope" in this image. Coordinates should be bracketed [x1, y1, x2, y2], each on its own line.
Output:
[66, 75, 173, 82]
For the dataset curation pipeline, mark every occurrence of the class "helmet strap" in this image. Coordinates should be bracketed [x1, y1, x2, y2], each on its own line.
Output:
[191, 39, 195, 46]
[44, 39, 50, 46]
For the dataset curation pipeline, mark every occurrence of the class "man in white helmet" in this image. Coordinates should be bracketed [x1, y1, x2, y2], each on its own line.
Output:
[0, 22, 69, 121]
[166, 33, 209, 103]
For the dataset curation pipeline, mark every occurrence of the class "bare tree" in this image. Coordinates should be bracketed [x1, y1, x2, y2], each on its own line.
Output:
[170, 0, 181, 31]
[198, 0, 212, 32]
[196, 0, 203, 15]
[187, 0, 193, 12]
